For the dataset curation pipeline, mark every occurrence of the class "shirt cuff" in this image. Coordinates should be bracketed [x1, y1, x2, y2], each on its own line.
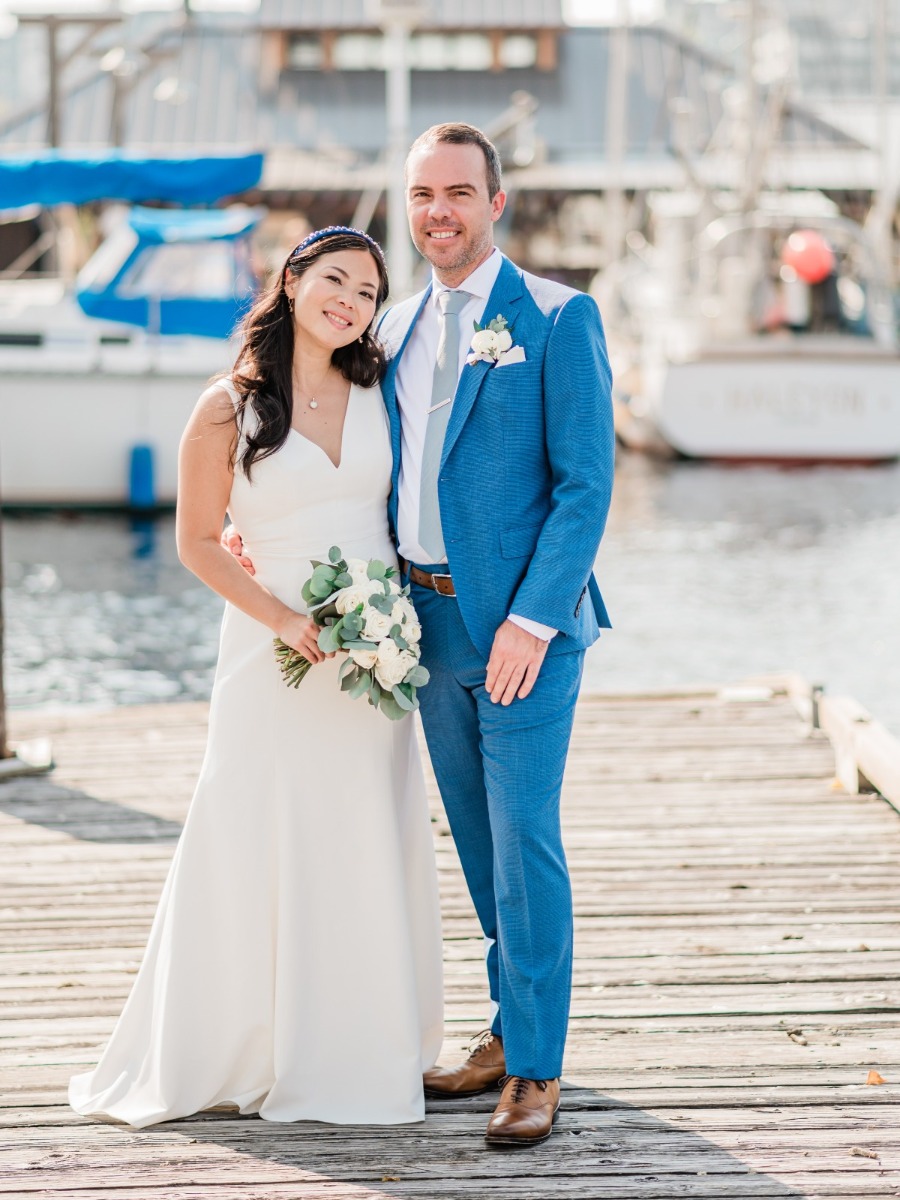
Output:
[509, 613, 558, 642]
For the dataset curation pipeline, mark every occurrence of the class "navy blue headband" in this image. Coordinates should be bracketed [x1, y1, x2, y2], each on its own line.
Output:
[289, 225, 385, 260]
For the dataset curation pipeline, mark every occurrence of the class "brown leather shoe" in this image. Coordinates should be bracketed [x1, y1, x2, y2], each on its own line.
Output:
[484, 1076, 560, 1147]
[423, 1030, 506, 1097]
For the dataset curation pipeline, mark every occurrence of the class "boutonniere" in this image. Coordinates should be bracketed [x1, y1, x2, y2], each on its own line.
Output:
[466, 314, 527, 368]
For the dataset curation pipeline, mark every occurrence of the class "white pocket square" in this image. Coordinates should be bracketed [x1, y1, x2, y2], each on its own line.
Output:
[496, 346, 526, 367]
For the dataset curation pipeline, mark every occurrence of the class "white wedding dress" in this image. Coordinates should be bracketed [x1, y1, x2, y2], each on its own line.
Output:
[69, 379, 444, 1128]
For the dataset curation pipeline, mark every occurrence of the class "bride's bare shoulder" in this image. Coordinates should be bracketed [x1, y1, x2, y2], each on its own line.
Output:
[193, 377, 241, 424]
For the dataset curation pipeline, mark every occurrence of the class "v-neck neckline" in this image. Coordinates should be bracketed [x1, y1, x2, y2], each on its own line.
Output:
[289, 383, 354, 471]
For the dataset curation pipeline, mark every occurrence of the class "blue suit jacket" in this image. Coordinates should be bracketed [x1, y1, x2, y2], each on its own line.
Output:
[378, 254, 614, 661]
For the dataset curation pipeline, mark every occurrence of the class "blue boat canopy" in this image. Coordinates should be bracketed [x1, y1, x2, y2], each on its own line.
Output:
[76, 205, 265, 339]
[127, 206, 263, 244]
[0, 152, 264, 210]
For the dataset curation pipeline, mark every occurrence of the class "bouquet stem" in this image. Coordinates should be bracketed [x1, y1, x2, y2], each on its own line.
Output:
[273, 639, 316, 688]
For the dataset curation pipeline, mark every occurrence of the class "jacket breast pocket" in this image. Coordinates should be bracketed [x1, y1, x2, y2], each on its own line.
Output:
[500, 522, 542, 559]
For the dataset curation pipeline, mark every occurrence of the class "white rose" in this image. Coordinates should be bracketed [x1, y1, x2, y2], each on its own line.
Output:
[345, 558, 371, 585]
[362, 606, 394, 641]
[348, 645, 378, 670]
[375, 648, 418, 690]
[376, 638, 399, 666]
[470, 329, 499, 356]
[391, 598, 415, 625]
[335, 579, 381, 614]
[495, 329, 513, 352]
[403, 619, 422, 645]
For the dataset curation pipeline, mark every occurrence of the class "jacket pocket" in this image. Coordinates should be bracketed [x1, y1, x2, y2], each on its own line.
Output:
[500, 522, 543, 559]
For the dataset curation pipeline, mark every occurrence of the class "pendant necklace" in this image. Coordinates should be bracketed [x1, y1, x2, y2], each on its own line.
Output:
[294, 364, 332, 413]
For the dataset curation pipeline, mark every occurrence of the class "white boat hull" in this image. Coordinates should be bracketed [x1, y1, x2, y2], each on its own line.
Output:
[0, 369, 212, 506]
[651, 344, 900, 463]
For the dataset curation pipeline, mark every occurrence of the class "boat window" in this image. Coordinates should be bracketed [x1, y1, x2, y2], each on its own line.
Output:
[118, 242, 237, 299]
[76, 226, 139, 291]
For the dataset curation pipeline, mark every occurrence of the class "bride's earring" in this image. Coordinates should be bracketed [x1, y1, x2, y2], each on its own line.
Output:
[358, 335, 364, 343]
[287, 296, 294, 314]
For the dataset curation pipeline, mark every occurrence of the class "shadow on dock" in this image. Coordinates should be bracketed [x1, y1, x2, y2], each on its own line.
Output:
[0, 777, 182, 843]
[134, 1091, 809, 1199]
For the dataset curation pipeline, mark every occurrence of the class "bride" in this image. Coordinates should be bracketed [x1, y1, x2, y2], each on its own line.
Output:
[69, 227, 444, 1128]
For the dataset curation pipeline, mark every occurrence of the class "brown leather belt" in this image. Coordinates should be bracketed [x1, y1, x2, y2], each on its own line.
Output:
[401, 559, 457, 597]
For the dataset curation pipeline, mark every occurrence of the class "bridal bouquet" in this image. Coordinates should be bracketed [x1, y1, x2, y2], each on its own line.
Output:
[273, 547, 429, 721]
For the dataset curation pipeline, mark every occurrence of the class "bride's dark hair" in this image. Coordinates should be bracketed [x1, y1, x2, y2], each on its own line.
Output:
[229, 229, 390, 479]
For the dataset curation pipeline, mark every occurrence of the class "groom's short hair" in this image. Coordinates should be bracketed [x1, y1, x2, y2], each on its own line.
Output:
[406, 123, 503, 200]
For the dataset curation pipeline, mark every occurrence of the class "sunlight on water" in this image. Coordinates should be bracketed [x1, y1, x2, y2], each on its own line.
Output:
[4, 455, 899, 735]
[587, 456, 900, 735]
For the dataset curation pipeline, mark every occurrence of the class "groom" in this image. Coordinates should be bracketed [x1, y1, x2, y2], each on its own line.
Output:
[379, 123, 614, 1147]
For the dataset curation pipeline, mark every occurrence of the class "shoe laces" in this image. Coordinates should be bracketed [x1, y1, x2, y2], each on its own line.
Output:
[466, 1028, 497, 1061]
[500, 1075, 548, 1104]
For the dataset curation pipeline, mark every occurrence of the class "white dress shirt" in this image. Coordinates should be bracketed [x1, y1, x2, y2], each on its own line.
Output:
[395, 248, 556, 643]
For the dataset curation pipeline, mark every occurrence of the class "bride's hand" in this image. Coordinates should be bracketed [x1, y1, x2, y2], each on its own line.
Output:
[277, 613, 334, 665]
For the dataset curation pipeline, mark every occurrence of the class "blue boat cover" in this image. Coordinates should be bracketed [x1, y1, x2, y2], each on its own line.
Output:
[127, 206, 263, 243]
[76, 205, 265, 338]
[0, 152, 263, 209]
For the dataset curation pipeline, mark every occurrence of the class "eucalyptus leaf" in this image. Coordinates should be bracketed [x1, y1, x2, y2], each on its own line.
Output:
[333, 572, 352, 589]
[341, 667, 360, 692]
[309, 577, 334, 600]
[390, 685, 415, 712]
[379, 692, 407, 721]
[313, 601, 340, 622]
[405, 665, 430, 688]
[317, 626, 341, 653]
[366, 559, 387, 581]
[350, 671, 372, 700]
[338, 657, 357, 682]
[328, 546, 343, 564]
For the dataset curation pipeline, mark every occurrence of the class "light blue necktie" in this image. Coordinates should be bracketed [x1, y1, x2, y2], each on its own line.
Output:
[418, 289, 469, 561]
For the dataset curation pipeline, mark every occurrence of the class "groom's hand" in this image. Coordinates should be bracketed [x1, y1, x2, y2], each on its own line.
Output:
[222, 524, 256, 576]
[486, 620, 549, 706]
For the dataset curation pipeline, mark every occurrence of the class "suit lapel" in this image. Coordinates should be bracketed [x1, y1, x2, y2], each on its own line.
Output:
[441, 256, 526, 467]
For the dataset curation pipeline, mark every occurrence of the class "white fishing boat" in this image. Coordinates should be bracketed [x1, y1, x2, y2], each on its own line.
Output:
[608, 191, 900, 465]
[0, 153, 263, 507]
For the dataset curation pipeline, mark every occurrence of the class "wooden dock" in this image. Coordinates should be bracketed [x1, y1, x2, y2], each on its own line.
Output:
[2, 685, 899, 1198]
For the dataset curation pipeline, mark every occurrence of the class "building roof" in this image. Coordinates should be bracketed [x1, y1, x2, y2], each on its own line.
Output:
[0, 14, 874, 192]
[257, 0, 566, 30]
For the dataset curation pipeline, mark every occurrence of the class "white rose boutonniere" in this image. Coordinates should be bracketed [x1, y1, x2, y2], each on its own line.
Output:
[466, 314, 526, 368]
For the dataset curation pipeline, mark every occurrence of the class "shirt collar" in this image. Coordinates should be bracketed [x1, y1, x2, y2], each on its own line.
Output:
[430, 247, 502, 309]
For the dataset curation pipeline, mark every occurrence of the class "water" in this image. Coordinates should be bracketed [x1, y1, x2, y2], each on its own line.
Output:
[3, 455, 900, 735]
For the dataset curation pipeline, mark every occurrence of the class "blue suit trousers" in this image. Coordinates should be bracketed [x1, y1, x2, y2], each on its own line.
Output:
[410, 569, 584, 1080]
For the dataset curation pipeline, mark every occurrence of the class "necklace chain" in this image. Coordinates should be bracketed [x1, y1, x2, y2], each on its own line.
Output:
[294, 364, 332, 412]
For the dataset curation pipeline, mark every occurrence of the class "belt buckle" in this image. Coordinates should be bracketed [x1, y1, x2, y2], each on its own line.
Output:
[429, 571, 455, 597]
